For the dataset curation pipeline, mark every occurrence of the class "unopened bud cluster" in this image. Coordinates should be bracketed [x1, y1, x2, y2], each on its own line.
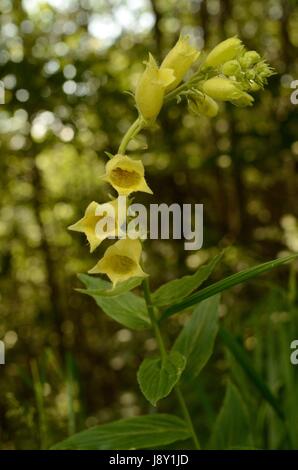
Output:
[192, 37, 274, 114]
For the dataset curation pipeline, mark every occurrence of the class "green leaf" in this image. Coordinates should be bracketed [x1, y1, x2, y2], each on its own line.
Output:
[104, 151, 114, 159]
[78, 274, 149, 330]
[51, 414, 191, 450]
[173, 295, 220, 381]
[77, 275, 143, 297]
[152, 254, 222, 307]
[137, 351, 186, 406]
[208, 382, 253, 450]
[161, 254, 298, 320]
[219, 326, 284, 420]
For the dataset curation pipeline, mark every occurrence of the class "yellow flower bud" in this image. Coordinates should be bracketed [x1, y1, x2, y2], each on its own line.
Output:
[230, 92, 255, 107]
[88, 238, 147, 286]
[205, 37, 243, 68]
[222, 59, 241, 77]
[103, 154, 153, 196]
[202, 76, 254, 105]
[188, 94, 219, 117]
[68, 199, 125, 252]
[240, 51, 261, 68]
[161, 35, 200, 92]
[135, 53, 175, 121]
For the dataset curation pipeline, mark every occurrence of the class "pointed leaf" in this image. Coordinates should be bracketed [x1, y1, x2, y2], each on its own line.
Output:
[173, 295, 220, 381]
[218, 326, 284, 420]
[77, 275, 143, 297]
[78, 274, 149, 330]
[137, 351, 186, 406]
[208, 383, 253, 450]
[51, 414, 191, 450]
[162, 254, 298, 319]
[152, 254, 222, 307]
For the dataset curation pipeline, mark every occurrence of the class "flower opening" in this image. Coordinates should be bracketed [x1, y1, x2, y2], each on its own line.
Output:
[103, 154, 153, 196]
[88, 238, 147, 286]
[68, 199, 126, 252]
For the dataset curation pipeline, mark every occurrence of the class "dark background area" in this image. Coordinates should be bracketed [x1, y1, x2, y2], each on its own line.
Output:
[0, 0, 298, 449]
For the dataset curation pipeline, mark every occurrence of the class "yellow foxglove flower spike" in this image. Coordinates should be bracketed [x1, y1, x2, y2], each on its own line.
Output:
[161, 35, 200, 92]
[88, 238, 148, 287]
[103, 154, 153, 196]
[202, 76, 254, 105]
[135, 53, 175, 122]
[204, 37, 244, 68]
[68, 199, 124, 252]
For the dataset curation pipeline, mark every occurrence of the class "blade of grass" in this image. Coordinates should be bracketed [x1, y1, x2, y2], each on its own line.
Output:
[30, 359, 47, 449]
[66, 352, 76, 436]
[161, 254, 298, 320]
[219, 326, 284, 421]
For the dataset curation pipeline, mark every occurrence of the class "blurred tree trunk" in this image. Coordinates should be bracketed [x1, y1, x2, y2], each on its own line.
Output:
[149, 0, 163, 61]
[30, 151, 65, 357]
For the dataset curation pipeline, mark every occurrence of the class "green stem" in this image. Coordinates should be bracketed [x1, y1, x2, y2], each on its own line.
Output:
[164, 70, 212, 103]
[142, 278, 201, 450]
[118, 116, 144, 154]
[175, 386, 201, 450]
[164, 82, 190, 102]
[142, 278, 166, 361]
[30, 359, 47, 450]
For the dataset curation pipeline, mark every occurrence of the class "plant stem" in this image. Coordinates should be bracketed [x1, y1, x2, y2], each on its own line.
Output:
[142, 278, 201, 450]
[142, 277, 166, 361]
[175, 386, 201, 450]
[164, 70, 211, 103]
[118, 116, 144, 154]
[164, 82, 190, 102]
[30, 359, 47, 450]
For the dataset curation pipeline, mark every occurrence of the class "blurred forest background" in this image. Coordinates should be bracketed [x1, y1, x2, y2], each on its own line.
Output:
[0, 0, 298, 450]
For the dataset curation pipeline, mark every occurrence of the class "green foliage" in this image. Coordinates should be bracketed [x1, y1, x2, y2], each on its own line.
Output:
[208, 383, 253, 450]
[79, 274, 149, 330]
[137, 351, 186, 406]
[152, 254, 222, 307]
[173, 295, 220, 381]
[1, 0, 298, 452]
[52, 414, 191, 450]
[77, 274, 143, 296]
[219, 327, 284, 420]
[162, 254, 298, 319]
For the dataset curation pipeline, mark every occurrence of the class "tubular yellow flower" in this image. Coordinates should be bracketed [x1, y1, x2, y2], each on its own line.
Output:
[205, 37, 243, 68]
[68, 199, 124, 252]
[88, 238, 147, 286]
[202, 76, 254, 105]
[161, 35, 200, 92]
[103, 154, 153, 196]
[188, 94, 219, 117]
[135, 53, 175, 121]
